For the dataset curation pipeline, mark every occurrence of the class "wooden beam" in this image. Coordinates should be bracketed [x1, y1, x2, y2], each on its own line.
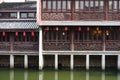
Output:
[104, 0, 109, 20]
[71, 0, 74, 20]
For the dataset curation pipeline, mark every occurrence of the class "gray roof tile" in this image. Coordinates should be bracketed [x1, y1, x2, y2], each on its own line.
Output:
[0, 21, 38, 29]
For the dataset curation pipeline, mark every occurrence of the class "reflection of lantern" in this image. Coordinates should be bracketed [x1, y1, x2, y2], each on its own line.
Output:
[96, 27, 99, 31]
[31, 31, 34, 37]
[65, 26, 68, 31]
[106, 30, 109, 36]
[56, 26, 59, 31]
[2, 32, 5, 36]
[78, 27, 81, 31]
[16, 32, 18, 37]
[87, 27, 90, 31]
[98, 30, 102, 35]
[23, 32, 26, 37]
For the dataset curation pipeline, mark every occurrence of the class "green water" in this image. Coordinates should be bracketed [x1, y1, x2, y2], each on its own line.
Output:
[0, 69, 119, 80]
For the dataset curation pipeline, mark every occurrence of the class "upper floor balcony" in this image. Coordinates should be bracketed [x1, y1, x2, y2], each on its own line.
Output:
[37, 0, 120, 25]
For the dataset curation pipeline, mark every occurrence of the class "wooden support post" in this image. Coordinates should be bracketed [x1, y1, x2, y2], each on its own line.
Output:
[39, 27, 44, 70]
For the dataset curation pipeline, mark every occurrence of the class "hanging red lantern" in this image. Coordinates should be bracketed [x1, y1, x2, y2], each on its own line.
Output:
[15, 32, 18, 37]
[46, 26, 49, 31]
[2, 32, 5, 36]
[87, 27, 90, 31]
[65, 26, 68, 31]
[78, 27, 81, 32]
[96, 27, 99, 31]
[44, 27, 49, 31]
[31, 31, 35, 37]
[23, 31, 26, 37]
[56, 26, 59, 31]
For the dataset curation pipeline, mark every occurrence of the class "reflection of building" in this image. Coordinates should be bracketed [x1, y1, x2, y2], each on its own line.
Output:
[0, 0, 120, 70]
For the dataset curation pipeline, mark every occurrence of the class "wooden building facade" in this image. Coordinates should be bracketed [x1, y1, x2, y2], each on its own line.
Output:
[0, 1, 119, 70]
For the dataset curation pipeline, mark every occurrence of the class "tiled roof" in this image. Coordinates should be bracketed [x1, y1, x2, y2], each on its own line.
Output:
[0, 20, 38, 29]
[0, 2, 36, 10]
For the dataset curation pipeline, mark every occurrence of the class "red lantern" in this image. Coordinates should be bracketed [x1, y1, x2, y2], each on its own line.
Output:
[87, 27, 90, 31]
[45, 27, 49, 31]
[65, 26, 68, 31]
[31, 31, 34, 37]
[96, 27, 99, 31]
[46, 27, 49, 31]
[56, 26, 59, 31]
[23, 32, 26, 37]
[2, 32, 5, 36]
[78, 27, 81, 31]
[15, 32, 18, 37]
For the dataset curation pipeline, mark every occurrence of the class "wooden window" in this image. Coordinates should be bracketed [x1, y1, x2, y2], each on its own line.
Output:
[108, 0, 118, 12]
[20, 12, 36, 18]
[10, 12, 17, 18]
[42, 0, 71, 12]
[28, 12, 36, 18]
[20, 13, 27, 18]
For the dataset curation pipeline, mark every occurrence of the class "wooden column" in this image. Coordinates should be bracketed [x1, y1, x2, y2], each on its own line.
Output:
[71, 30, 74, 51]
[86, 55, 89, 70]
[10, 33, 14, 52]
[55, 54, 58, 70]
[102, 55, 105, 70]
[37, 0, 42, 25]
[71, 0, 74, 20]
[39, 27, 44, 70]
[10, 55, 14, 69]
[117, 55, 120, 70]
[103, 30, 106, 51]
[104, 0, 108, 20]
[70, 54, 74, 70]
[17, 11, 20, 19]
[24, 55, 28, 69]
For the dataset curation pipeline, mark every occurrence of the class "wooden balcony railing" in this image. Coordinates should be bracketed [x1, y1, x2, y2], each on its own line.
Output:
[74, 41, 103, 51]
[43, 42, 71, 51]
[42, 12, 120, 21]
[106, 40, 120, 51]
[0, 42, 10, 51]
[0, 41, 119, 52]
[13, 42, 38, 52]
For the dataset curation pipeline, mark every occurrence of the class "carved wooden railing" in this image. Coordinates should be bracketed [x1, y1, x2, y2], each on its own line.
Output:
[42, 12, 105, 21]
[43, 41, 71, 51]
[13, 42, 38, 52]
[74, 41, 103, 51]
[0, 42, 10, 51]
[106, 40, 120, 51]
[42, 13, 71, 21]
[74, 12, 104, 20]
[108, 12, 120, 20]
[42, 11, 120, 21]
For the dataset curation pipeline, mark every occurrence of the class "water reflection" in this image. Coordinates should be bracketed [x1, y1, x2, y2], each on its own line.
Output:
[102, 72, 105, 80]
[86, 72, 89, 80]
[10, 70, 14, 80]
[0, 69, 118, 80]
[24, 71, 28, 80]
[39, 72, 43, 80]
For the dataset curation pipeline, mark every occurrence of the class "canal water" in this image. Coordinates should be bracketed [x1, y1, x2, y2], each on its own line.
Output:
[0, 69, 119, 80]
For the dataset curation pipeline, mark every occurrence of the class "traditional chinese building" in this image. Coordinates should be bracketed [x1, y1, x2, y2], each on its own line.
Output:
[0, 0, 120, 70]
[37, 0, 120, 70]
